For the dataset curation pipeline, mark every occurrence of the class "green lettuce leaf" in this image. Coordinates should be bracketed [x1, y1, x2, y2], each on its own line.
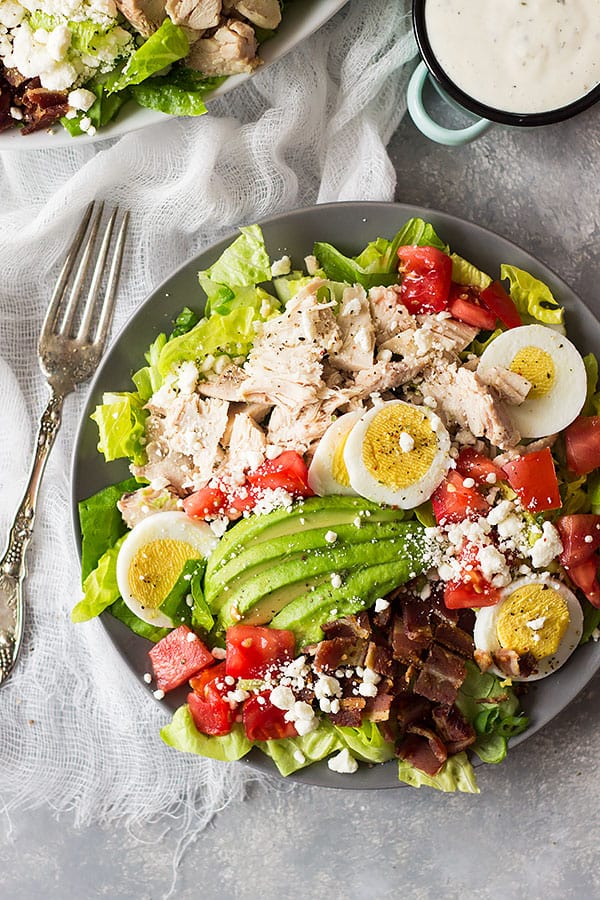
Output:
[191, 568, 214, 633]
[109, 17, 189, 92]
[170, 306, 200, 339]
[161, 707, 253, 761]
[132, 332, 168, 400]
[451, 253, 492, 289]
[468, 327, 504, 357]
[397, 751, 480, 793]
[157, 306, 259, 377]
[61, 84, 131, 136]
[131, 67, 224, 116]
[335, 720, 395, 764]
[91, 391, 148, 465]
[390, 217, 448, 253]
[199, 225, 272, 293]
[582, 353, 599, 416]
[456, 661, 528, 764]
[500, 264, 564, 326]
[78, 477, 138, 580]
[588, 472, 600, 514]
[580, 603, 600, 644]
[71, 535, 126, 623]
[109, 598, 170, 642]
[261, 720, 344, 776]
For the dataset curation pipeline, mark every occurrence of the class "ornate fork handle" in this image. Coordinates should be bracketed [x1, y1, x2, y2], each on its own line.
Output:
[0, 391, 64, 684]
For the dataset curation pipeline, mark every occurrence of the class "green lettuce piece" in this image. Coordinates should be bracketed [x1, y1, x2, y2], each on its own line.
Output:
[335, 720, 395, 764]
[581, 602, 600, 644]
[582, 353, 599, 416]
[559, 473, 590, 516]
[261, 720, 344, 776]
[414, 501, 436, 528]
[500, 264, 564, 325]
[313, 242, 399, 290]
[161, 707, 253, 761]
[109, 17, 189, 92]
[199, 225, 272, 292]
[456, 661, 528, 764]
[397, 752, 479, 793]
[132, 332, 168, 400]
[109, 598, 170, 643]
[61, 84, 131, 136]
[159, 559, 201, 627]
[191, 568, 214, 633]
[469, 327, 504, 356]
[131, 68, 224, 116]
[71, 535, 126, 623]
[451, 253, 492, 289]
[170, 306, 200, 339]
[91, 391, 148, 465]
[588, 473, 600, 514]
[157, 306, 259, 377]
[391, 217, 448, 253]
[78, 477, 138, 580]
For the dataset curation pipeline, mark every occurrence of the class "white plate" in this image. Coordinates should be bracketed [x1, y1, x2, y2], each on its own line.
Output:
[0, 0, 348, 151]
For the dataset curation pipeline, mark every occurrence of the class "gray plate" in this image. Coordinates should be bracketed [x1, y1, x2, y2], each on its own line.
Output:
[71, 201, 600, 789]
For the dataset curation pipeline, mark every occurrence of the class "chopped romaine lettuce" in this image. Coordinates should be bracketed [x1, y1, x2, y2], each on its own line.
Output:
[397, 751, 480, 793]
[170, 306, 200, 339]
[451, 253, 492, 289]
[109, 599, 170, 643]
[157, 306, 260, 377]
[456, 662, 528, 764]
[334, 720, 395, 764]
[91, 391, 148, 465]
[582, 352, 599, 416]
[260, 720, 344, 776]
[78, 477, 139, 580]
[199, 225, 272, 295]
[190, 569, 214, 633]
[71, 535, 126, 623]
[131, 68, 223, 117]
[580, 603, 600, 644]
[161, 707, 253, 761]
[500, 264, 564, 326]
[109, 17, 189, 92]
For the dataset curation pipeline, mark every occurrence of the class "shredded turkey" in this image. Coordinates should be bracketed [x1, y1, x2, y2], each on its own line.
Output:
[368, 285, 415, 344]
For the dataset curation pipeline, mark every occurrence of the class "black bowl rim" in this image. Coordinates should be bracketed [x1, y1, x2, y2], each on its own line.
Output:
[412, 0, 600, 127]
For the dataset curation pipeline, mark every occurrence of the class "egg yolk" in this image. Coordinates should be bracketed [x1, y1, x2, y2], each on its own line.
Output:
[332, 431, 352, 487]
[496, 583, 570, 659]
[361, 405, 437, 490]
[509, 346, 555, 398]
[128, 539, 201, 609]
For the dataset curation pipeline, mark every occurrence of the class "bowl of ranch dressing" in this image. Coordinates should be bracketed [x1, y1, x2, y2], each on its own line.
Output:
[408, 0, 600, 145]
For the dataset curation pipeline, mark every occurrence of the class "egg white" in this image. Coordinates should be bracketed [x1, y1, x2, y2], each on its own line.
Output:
[116, 511, 219, 627]
[308, 410, 363, 496]
[477, 323, 586, 438]
[342, 400, 451, 508]
[474, 576, 583, 682]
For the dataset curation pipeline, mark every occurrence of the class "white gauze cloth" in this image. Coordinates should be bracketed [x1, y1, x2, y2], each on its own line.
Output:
[0, 0, 416, 842]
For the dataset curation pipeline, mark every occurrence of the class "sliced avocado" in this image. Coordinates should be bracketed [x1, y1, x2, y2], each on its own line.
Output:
[241, 574, 331, 625]
[270, 561, 419, 646]
[216, 524, 426, 629]
[205, 496, 404, 582]
[205, 519, 412, 607]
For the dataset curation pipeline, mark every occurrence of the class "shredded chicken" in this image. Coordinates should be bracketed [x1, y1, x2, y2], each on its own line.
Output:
[348, 359, 427, 399]
[115, 0, 167, 37]
[268, 396, 348, 455]
[233, 0, 281, 29]
[117, 486, 180, 529]
[328, 285, 375, 372]
[368, 285, 415, 345]
[479, 365, 531, 405]
[197, 365, 249, 401]
[216, 412, 267, 485]
[493, 433, 559, 467]
[187, 19, 260, 75]
[166, 0, 221, 31]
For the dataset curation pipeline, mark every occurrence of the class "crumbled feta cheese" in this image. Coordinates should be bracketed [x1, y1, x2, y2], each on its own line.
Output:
[209, 517, 229, 538]
[358, 681, 378, 698]
[271, 255, 291, 277]
[527, 616, 546, 631]
[269, 686, 296, 711]
[252, 488, 295, 515]
[213, 354, 231, 375]
[327, 748, 358, 774]
[293, 749, 306, 765]
[304, 254, 319, 275]
[68, 87, 96, 111]
[153, 689, 165, 700]
[398, 431, 415, 453]
[284, 701, 317, 735]
[530, 521, 563, 569]
[486, 472, 497, 484]
[143, 673, 152, 684]
[330, 573, 342, 589]
[211, 647, 227, 660]
[378, 348, 393, 363]
[324, 530, 337, 543]
[314, 674, 342, 700]
[374, 597, 390, 613]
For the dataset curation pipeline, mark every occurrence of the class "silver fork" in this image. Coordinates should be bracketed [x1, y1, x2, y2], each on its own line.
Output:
[0, 201, 129, 687]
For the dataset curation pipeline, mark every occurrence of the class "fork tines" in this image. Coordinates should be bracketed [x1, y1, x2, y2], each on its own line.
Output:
[41, 201, 130, 349]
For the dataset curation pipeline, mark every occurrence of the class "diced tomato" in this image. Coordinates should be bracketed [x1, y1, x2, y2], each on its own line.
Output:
[443, 541, 502, 609]
[149, 625, 214, 692]
[444, 579, 501, 609]
[226, 485, 258, 514]
[226, 625, 296, 679]
[431, 470, 491, 525]
[564, 554, 600, 608]
[455, 447, 504, 486]
[479, 280, 522, 329]
[188, 661, 233, 736]
[246, 451, 313, 497]
[564, 416, 600, 475]
[397, 245, 452, 314]
[184, 486, 227, 521]
[556, 514, 600, 567]
[447, 283, 497, 331]
[187, 688, 233, 736]
[501, 448, 561, 512]
[242, 692, 298, 741]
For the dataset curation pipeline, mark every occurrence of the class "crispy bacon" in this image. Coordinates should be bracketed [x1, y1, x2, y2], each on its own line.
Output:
[364, 640, 394, 676]
[492, 648, 538, 679]
[414, 644, 466, 705]
[314, 636, 367, 671]
[328, 696, 366, 727]
[363, 692, 395, 722]
[391, 614, 429, 664]
[397, 728, 448, 776]
[321, 612, 371, 641]
[396, 694, 432, 733]
[432, 705, 476, 754]
[434, 620, 475, 658]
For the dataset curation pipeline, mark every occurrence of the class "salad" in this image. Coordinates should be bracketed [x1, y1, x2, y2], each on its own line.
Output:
[0, 0, 283, 136]
[73, 216, 600, 792]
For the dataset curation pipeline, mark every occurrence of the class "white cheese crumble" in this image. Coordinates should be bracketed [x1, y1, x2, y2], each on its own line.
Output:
[153, 689, 165, 700]
[211, 647, 227, 660]
[271, 255, 291, 277]
[324, 530, 338, 544]
[304, 254, 319, 275]
[374, 597, 390, 613]
[530, 521, 563, 569]
[398, 431, 415, 453]
[330, 573, 342, 589]
[143, 673, 152, 684]
[327, 748, 358, 774]
[527, 616, 546, 631]
[269, 685, 295, 710]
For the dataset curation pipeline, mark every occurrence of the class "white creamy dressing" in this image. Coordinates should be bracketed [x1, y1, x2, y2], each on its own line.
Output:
[424, 0, 600, 114]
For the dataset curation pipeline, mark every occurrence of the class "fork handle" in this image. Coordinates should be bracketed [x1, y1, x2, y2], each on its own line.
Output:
[0, 390, 64, 683]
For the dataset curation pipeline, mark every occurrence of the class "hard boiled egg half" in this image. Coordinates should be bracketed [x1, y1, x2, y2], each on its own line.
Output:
[308, 410, 363, 496]
[477, 323, 586, 438]
[474, 576, 583, 681]
[116, 511, 219, 627]
[342, 400, 451, 508]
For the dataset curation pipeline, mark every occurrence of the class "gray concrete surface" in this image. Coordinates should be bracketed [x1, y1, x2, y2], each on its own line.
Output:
[2, 86, 600, 900]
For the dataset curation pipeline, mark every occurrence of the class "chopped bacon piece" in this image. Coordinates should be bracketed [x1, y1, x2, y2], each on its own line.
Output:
[328, 696, 366, 727]
[314, 636, 368, 672]
[321, 612, 371, 641]
[396, 694, 432, 732]
[492, 648, 538, 679]
[391, 614, 430, 664]
[363, 692, 395, 722]
[397, 728, 448, 776]
[434, 621, 475, 658]
[414, 644, 466, 705]
[364, 641, 394, 676]
[432, 705, 476, 754]
[403, 598, 433, 642]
